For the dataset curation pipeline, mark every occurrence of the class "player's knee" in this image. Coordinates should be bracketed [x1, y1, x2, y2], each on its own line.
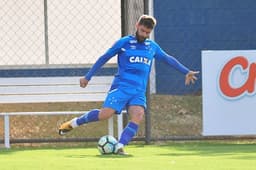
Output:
[99, 108, 115, 120]
[131, 111, 144, 124]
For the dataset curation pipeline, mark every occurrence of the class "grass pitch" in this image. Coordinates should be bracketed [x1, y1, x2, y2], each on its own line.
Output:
[1, 141, 256, 170]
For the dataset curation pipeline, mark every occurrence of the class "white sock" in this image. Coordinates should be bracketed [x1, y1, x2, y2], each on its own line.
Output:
[70, 117, 78, 128]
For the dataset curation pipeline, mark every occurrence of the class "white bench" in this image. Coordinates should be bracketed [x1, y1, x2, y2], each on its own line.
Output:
[0, 76, 124, 148]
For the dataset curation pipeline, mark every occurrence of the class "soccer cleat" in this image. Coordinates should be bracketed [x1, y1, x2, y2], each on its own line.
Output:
[116, 147, 128, 155]
[58, 120, 73, 135]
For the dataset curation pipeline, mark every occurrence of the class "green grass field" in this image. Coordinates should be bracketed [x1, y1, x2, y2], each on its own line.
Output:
[1, 141, 256, 170]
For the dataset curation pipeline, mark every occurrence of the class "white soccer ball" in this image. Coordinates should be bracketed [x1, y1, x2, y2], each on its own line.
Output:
[97, 135, 118, 154]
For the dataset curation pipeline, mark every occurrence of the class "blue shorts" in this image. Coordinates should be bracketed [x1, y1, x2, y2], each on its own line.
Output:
[103, 87, 146, 114]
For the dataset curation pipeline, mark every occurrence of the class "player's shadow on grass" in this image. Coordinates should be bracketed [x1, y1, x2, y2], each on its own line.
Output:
[96, 154, 133, 158]
[65, 154, 133, 159]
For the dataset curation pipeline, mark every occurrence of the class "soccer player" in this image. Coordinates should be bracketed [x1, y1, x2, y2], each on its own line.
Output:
[58, 15, 199, 155]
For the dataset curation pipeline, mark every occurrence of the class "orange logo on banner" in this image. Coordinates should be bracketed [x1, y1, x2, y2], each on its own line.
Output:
[219, 56, 256, 98]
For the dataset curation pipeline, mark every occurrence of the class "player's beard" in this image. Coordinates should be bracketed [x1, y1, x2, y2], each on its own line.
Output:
[135, 31, 147, 43]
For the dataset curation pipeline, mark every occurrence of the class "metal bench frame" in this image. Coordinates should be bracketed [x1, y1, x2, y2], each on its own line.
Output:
[0, 76, 123, 148]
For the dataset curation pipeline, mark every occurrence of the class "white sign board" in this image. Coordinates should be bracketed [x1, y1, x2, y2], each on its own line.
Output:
[202, 50, 256, 136]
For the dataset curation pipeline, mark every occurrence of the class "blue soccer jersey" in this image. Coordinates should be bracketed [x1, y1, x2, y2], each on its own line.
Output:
[85, 35, 189, 93]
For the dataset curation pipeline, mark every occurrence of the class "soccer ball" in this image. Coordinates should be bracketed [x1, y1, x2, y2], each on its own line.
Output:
[97, 135, 118, 154]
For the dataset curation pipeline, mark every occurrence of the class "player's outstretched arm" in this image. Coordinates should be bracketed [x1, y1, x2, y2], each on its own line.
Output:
[185, 71, 199, 85]
[80, 77, 89, 88]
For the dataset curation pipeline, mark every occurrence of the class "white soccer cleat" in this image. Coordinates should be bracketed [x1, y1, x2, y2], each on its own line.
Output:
[116, 147, 128, 155]
[115, 143, 128, 155]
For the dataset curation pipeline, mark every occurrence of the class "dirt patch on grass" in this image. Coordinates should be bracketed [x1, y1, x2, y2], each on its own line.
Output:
[150, 95, 202, 137]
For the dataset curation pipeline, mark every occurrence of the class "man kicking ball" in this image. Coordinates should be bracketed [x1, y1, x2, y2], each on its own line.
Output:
[59, 15, 199, 155]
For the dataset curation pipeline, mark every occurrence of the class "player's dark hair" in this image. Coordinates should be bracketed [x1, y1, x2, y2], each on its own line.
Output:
[137, 15, 156, 29]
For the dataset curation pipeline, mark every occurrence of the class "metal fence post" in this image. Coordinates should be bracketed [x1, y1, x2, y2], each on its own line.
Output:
[44, 0, 49, 64]
[144, 0, 152, 144]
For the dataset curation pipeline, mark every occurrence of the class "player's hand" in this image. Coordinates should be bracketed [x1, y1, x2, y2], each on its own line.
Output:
[80, 77, 89, 88]
[185, 71, 199, 85]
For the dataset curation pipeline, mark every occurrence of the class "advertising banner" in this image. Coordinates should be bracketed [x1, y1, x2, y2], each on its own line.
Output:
[202, 50, 256, 135]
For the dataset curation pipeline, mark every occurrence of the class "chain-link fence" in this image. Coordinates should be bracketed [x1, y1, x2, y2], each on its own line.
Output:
[47, 0, 121, 65]
[0, 0, 121, 67]
[0, 0, 45, 66]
